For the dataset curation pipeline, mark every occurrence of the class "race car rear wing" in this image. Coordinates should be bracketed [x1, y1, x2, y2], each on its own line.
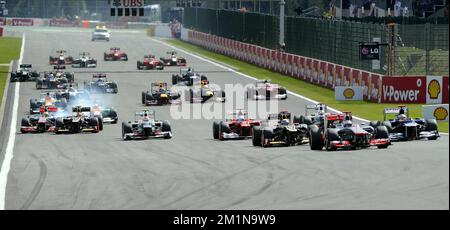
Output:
[72, 106, 91, 112]
[61, 82, 79, 89]
[110, 47, 120, 50]
[135, 110, 156, 120]
[383, 106, 409, 121]
[19, 64, 32, 69]
[92, 73, 107, 78]
[55, 50, 67, 54]
[53, 65, 66, 70]
[305, 103, 327, 116]
[167, 51, 177, 54]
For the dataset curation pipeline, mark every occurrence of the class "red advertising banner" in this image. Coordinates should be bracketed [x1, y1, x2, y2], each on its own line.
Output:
[443, 76, 449, 104]
[381, 76, 427, 103]
[361, 72, 371, 100]
[319, 61, 327, 87]
[312, 60, 319, 84]
[304, 58, 312, 81]
[343, 67, 352, 86]
[270, 50, 276, 71]
[297, 56, 305, 79]
[12, 18, 34, 26]
[292, 56, 299, 79]
[281, 53, 287, 74]
[371, 74, 383, 103]
[326, 62, 335, 89]
[335, 65, 343, 86]
[352, 69, 362, 86]
[0, 27, 3, 37]
[0, 17, 5, 26]
[287, 54, 293, 76]
[49, 19, 80, 27]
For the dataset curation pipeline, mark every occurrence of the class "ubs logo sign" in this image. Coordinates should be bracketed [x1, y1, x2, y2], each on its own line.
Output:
[110, 0, 144, 16]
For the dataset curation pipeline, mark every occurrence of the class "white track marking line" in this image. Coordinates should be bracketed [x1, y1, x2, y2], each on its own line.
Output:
[0, 33, 24, 210]
[151, 38, 371, 123]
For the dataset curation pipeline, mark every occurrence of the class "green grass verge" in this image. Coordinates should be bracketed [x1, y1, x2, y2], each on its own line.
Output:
[0, 37, 22, 64]
[0, 67, 8, 106]
[165, 39, 449, 133]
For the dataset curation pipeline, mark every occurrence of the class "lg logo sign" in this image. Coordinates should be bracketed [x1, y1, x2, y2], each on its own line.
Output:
[359, 43, 380, 60]
[110, 0, 144, 16]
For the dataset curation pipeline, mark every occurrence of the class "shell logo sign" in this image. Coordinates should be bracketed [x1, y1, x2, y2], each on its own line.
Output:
[433, 107, 448, 120]
[343, 88, 355, 99]
[428, 79, 441, 99]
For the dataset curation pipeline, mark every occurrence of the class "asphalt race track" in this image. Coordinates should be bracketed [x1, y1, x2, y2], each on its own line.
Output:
[1, 28, 448, 209]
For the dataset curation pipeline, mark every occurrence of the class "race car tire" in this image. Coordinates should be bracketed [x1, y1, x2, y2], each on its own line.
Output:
[110, 109, 118, 124]
[381, 121, 393, 133]
[375, 126, 389, 149]
[375, 126, 389, 139]
[36, 80, 43, 89]
[425, 119, 438, 131]
[137, 61, 142, 70]
[213, 121, 220, 139]
[98, 117, 104, 131]
[221, 91, 226, 102]
[90, 117, 100, 133]
[103, 53, 107, 61]
[123, 55, 128, 61]
[293, 115, 302, 124]
[252, 126, 262, 146]
[162, 120, 172, 132]
[219, 121, 231, 140]
[21, 118, 31, 127]
[309, 125, 324, 150]
[189, 89, 194, 103]
[279, 88, 287, 100]
[262, 128, 274, 148]
[141, 92, 146, 104]
[110, 82, 118, 94]
[172, 75, 178, 85]
[122, 122, 132, 140]
[370, 121, 381, 128]
[325, 128, 339, 151]
[56, 117, 64, 128]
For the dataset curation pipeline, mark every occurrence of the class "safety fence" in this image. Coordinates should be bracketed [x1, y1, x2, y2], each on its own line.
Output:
[183, 7, 449, 76]
[185, 29, 448, 105]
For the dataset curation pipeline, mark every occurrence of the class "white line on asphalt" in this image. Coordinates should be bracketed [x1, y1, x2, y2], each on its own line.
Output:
[0, 33, 24, 210]
[151, 38, 371, 123]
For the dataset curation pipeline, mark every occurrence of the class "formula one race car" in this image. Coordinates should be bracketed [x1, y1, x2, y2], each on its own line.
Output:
[141, 82, 181, 106]
[188, 80, 226, 103]
[213, 110, 261, 140]
[370, 106, 440, 141]
[104, 47, 128, 61]
[36, 66, 75, 89]
[84, 73, 118, 94]
[21, 106, 59, 133]
[90, 104, 118, 125]
[160, 51, 187, 66]
[29, 91, 67, 114]
[55, 83, 91, 105]
[122, 110, 172, 140]
[71, 52, 97, 68]
[252, 111, 309, 147]
[246, 80, 287, 100]
[172, 67, 207, 86]
[10, 64, 39, 82]
[308, 112, 391, 151]
[49, 50, 74, 65]
[293, 103, 329, 127]
[137, 54, 164, 70]
[53, 106, 102, 134]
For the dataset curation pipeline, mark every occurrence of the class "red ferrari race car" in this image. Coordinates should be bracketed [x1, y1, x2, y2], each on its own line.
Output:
[137, 54, 164, 70]
[160, 51, 187, 66]
[213, 110, 261, 140]
[49, 50, 74, 65]
[308, 112, 391, 151]
[104, 47, 128, 61]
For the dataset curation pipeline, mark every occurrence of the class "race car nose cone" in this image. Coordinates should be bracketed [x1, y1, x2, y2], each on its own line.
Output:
[160, 94, 168, 98]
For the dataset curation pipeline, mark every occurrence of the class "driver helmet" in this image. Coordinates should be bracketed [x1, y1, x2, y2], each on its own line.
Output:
[343, 119, 352, 127]
[397, 114, 407, 121]
[237, 114, 245, 122]
[280, 119, 290, 126]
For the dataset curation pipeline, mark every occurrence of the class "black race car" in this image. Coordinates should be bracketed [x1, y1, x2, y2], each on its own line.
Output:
[252, 111, 309, 147]
[187, 81, 226, 103]
[35, 66, 75, 89]
[71, 52, 97, 68]
[53, 106, 102, 134]
[141, 82, 181, 106]
[172, 67, 207, 86]
[84, 73, 118, 94]
[10, 64, 39, 82]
